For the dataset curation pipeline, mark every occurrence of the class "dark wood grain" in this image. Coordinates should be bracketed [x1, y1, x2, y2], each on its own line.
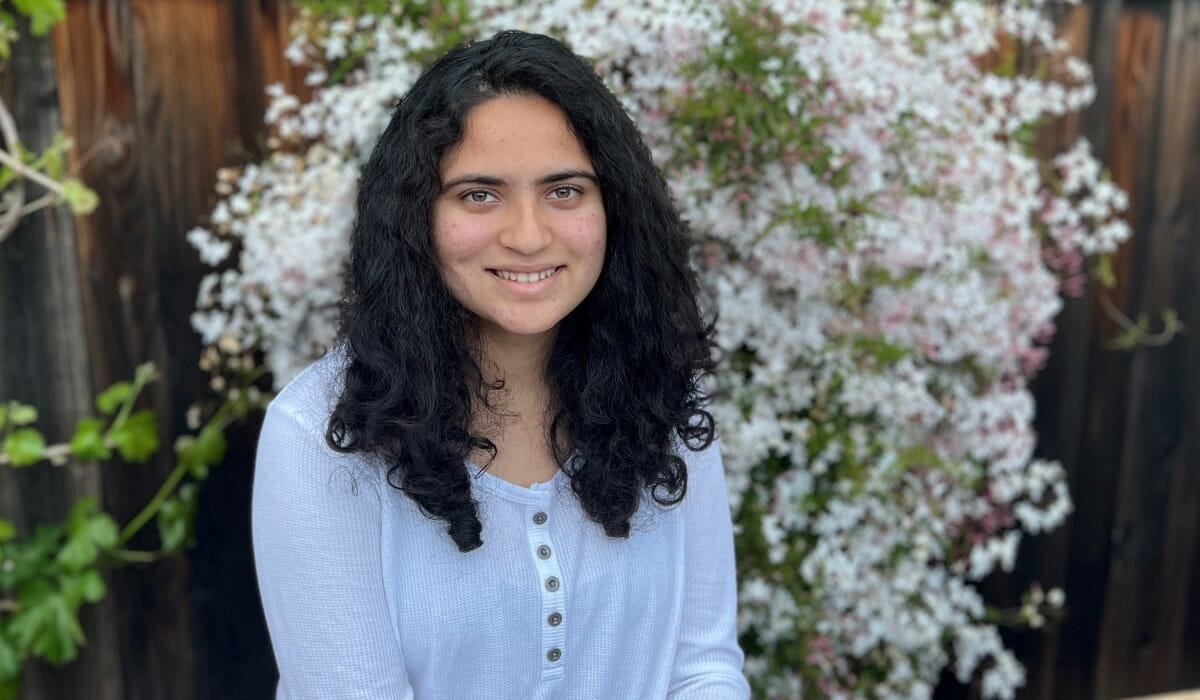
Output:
[1090, 7, 1168, 697]
[0, 20, 129, 700]
[1017, 4, 1107, 698]
[2, 1, 291, 697]
[1028, 3, 1138, 700]
[998, 1, 1200, 698]
[1102, 0, 1200, 694]
[2, 0, 1196, 698]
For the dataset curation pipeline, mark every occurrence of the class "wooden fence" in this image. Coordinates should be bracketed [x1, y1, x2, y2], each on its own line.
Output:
[0, 1, 1196, 698]
[1, 2, 301, 697]
[983, 2, 1200, 699]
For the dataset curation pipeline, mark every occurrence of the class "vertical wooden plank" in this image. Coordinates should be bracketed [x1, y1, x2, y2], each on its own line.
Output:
[49, 2, 196, 698]
[1016, 5, 1098, 699]
[259, 0, 313, 97]
[1023, 2, 1131, 699]
[185, 4, 288, 697]
[1184, 545, 1200, 688]
[42, 0, 283, 696]
[1155, 0, 1200, 686]
[0, 20, 126, 700]
[1092, 0, 1200, 696]
[12, 1, 1190, 698]
[1098, 0, 1200, 695]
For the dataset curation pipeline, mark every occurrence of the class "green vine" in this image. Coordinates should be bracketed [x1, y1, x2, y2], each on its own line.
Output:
[0, 0, 99, 246]
[0, 364, 260, 698]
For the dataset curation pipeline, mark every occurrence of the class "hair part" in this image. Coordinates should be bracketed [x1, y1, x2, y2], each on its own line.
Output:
[327, 30, 715, 552]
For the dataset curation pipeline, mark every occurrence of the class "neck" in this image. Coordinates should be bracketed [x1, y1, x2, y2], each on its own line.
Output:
[474, 326, 557, 411]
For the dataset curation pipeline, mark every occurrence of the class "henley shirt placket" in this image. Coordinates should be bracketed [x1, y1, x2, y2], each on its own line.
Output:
[526, 497, 566, 682]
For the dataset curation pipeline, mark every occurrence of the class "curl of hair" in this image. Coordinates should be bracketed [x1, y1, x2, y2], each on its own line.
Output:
[327, 30, 715, 552]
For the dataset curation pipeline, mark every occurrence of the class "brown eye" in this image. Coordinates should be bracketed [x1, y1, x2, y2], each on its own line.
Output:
[550, 186, 580, 200]
[465, 190, 496, 204]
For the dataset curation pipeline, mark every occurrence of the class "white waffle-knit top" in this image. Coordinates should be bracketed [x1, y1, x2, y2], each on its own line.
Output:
[252, 351, 749, 699]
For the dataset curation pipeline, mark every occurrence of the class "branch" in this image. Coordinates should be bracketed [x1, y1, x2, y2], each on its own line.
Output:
[0, 442, 70, 467]
[14, 192, 56, 217]
[0, 139, 66, 193]
[0, 94, 25, 244]
[1097, 289, 1184, 349]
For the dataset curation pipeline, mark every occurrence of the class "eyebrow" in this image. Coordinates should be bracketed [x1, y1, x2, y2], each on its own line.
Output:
[440, 169, 599, 192]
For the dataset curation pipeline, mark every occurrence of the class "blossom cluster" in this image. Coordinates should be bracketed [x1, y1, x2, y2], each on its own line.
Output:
[188, 1, 1127, 697]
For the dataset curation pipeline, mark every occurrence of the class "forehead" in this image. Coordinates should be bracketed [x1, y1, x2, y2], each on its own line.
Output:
[439, 94, 592, 178]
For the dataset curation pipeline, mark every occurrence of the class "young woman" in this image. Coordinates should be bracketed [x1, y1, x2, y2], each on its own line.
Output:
[252, 30, 749, 699]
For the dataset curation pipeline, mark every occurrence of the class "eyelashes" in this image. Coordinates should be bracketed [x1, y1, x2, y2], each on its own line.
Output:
[457, 183, 588, 207]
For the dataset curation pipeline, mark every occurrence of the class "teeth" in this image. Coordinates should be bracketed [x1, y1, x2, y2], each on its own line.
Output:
[494, 267, 559, 283]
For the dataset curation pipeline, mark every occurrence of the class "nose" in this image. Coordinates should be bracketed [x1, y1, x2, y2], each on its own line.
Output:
[498, 197, 552, 255]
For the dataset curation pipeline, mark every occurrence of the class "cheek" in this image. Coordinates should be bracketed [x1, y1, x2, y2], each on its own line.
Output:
[568, 212, 607, 262]
[434, 216, 491, 266]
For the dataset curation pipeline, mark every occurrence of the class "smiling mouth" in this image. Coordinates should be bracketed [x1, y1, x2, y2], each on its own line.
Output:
[489, 266, 563, 283]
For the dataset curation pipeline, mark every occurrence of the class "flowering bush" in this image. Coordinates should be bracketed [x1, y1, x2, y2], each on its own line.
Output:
[188, 1, 1130, 697]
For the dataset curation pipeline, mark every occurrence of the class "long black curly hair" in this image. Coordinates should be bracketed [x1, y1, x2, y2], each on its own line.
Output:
[327, 30, 716, 552]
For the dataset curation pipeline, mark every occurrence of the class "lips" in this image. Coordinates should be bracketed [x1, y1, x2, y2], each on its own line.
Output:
[489, 266, 563, 283]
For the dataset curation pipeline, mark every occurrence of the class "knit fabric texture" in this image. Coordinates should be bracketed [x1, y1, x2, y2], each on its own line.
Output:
[252, 351, 749, 699]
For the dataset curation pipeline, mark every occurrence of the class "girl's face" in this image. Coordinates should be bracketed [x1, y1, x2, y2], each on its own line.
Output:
[433, 94, 606, 348]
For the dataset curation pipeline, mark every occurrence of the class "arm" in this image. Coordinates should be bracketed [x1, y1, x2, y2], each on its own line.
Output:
[668, 437, 752, 699]
[252, 399, 413, 699]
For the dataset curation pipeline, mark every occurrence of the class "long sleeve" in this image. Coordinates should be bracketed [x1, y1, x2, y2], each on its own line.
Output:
[668, 438, 752, 699]
[252, 397, 413, 700]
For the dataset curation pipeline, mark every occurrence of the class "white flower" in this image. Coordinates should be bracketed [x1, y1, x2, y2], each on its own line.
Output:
[186, 227, 232, 266]
[191, 2, 1124, 697]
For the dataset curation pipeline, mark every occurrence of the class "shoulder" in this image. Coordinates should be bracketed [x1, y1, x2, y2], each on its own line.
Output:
[256, 345, 382, 492]
[674, 433, 732, 517]
[268, 345, 350, 434]
[683, 435, 723, 482]
[679, 434, 722, 473]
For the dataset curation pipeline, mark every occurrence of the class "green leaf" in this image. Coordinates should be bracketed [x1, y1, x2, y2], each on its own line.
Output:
[182, 425, 227, 479]
[174, 434, 195, 461]
[108, 409, 158, 463]
[56, 498, 118, 571]
[59, 569, 105, 607]
[61, 179, 99, 215]
[94, 382, 131, 416]
[68, 418, 110, 461]
[63, 495, 97, 533]
[40, 133, 72, 181]
[157, 483, 198, 552]
[10, 0, 66, 37]
[175, 436, 206, 480]
[3, 523, 62, 590]
[0, 520, 15, 543]
[3, 429, 46, 467]
[157, 505, 188, 552]
[8, 590, 82, 665]
[7, 404, 36, 427]
[41, 146, 64, 181]
[0, 631, 19, 683]
[76, 570, 106, 603]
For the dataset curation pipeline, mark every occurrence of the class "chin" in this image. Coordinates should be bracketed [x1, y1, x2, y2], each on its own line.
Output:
[481, 317, 565, 341]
